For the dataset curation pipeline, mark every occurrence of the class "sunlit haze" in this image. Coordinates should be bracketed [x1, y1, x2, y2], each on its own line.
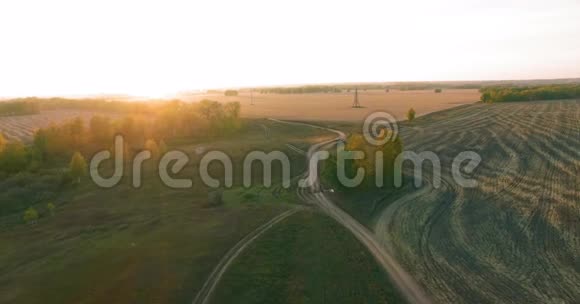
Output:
[1, 0, 579, 97]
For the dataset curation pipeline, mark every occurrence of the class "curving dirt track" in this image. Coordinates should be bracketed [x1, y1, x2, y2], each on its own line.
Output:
[272, 118, 433, 304]
[374, 100, 580, 303]
[192, 208, 300, 304]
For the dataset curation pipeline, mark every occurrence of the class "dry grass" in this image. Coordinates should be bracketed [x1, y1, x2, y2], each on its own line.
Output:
[186, 89, 480, 121]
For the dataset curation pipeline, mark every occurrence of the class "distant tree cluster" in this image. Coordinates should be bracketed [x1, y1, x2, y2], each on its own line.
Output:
[0, 99, 242, 178]
[0, 134, 28, 174]
[0, 99, 243, 224]
[480, 84, 580, 103]
[388, 83, 479, 91]
[2, 97, 156, 115]
[0, 101, 40, 116]
[224, 90, 239, 96]
[259, 86, 342, 94]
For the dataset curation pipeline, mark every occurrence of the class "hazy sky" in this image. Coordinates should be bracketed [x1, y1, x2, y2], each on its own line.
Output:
[1, 0, 579, 97]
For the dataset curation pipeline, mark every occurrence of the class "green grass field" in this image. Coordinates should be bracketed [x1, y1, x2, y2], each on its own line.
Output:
[0, 118, 404, 304]
[211, 210, 405, 304]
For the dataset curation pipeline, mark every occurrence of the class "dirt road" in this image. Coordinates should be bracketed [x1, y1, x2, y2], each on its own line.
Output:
[272, 118, 433, 304]
[192, 208, 300, 304]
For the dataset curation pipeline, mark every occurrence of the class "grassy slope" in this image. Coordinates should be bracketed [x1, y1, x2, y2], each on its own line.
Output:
[0, 177, 291, 304]
[212, 210, 405, 304]
[0, 119, 335, 304]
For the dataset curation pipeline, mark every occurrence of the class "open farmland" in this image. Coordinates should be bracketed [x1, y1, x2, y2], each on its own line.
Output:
[0, 118, 402, 304]
[185, 89, 480, 121]
[356, 99, 580, 303]
[0, 110, 117, 142]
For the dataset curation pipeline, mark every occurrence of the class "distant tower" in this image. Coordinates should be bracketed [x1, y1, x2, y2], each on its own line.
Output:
[352, 88, 362, 108]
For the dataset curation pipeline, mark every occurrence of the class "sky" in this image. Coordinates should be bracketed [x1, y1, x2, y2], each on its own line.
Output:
[1, 0, 579, 97]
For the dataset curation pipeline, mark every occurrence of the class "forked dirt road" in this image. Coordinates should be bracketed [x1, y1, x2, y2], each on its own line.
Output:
[272, 119, 432, 304]
[194, 119, 431, 304]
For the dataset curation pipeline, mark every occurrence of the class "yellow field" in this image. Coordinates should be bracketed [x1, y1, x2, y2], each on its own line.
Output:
[186, 89, 480, 121]
[0, 89, 479, 142]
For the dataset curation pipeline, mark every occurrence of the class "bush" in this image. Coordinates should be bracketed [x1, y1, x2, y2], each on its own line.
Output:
[0, 142, 28, 173]
[47, 202, 55, 216]
[434, 88, 442, 93]
[23, 207, 39, 224]
[60, 170, 74, 186]
[0, 132, 6, 152]
[69, 152, 87, 183]
[224, 90, 239, 96]
[407, 108, 416, 121]
[322, 132, 403, 190]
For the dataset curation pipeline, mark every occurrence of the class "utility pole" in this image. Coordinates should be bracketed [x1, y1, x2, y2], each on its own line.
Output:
[250, 88, 254, 106]
[352, 88, 361, 108]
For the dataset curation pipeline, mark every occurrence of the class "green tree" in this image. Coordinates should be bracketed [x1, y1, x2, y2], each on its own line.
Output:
[47, 202, 55, 216]
[0, 141, 28, 173]
[224, 90, 238, 96]
[89, 115, 113, 145]
[69, 152, 87, 183]
[407, 108, 416, 121]
[23, 207, 39, 224]
[224, 102, 241, 119]
[32, 129, 48, 160]
[0, 132, 6, 152]
[198, 100, 224, 122]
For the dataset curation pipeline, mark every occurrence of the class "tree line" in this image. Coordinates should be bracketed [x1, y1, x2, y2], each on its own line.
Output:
[0, 99, 242, 177]
[480, 84, 580, 103]
[258, 85, 342, 94]
[0, 101, 40, 116]
[0, 97, 189, 116]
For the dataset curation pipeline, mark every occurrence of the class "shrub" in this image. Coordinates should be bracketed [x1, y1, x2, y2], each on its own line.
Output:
[224, 90, 239, 96]
[0, 142, 28, 173]
[0, 132, 6, 152]
[69, 152, 87, 183]
[434, 88, 442, 93]
[407, 108, 416, 121]
[47, 202, 55, 216]
[23, 207, 39, 224]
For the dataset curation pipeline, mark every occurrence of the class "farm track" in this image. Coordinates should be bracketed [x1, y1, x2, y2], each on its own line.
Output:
[374, 100, 580, 303]
[272, 119, 433, 304]
[192, 208, 301, 304]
